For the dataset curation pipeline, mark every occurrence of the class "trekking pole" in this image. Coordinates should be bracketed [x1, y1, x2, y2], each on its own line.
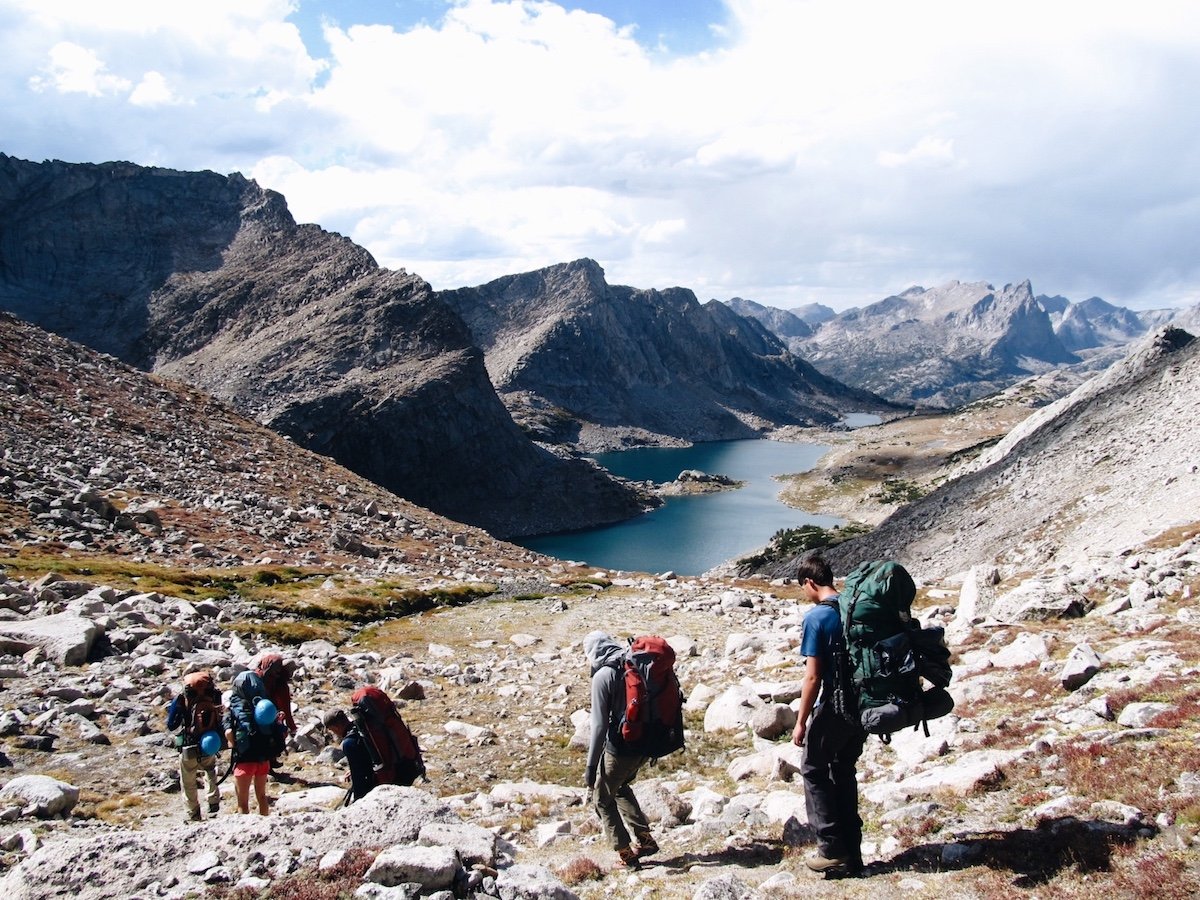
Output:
[341, 786, 354, 808]
[216, 748, 239, 787]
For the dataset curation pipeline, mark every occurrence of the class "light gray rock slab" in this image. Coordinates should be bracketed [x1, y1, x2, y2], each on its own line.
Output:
[494, 863, 580, 900]
[867, 749, 1020, 803]
[1116, 701, 1172, 728]
[0, 775, 79, 819]
[633, 779, 692, 826]
[418, 821, 497, 867]
[749, 703, 796, 740]
[0, 613, 101, 665]
[365, 844, 460, 891]
[691, 873, 757, 900]
[703, 684, 763, 733]
[989, 632, 1049, 669]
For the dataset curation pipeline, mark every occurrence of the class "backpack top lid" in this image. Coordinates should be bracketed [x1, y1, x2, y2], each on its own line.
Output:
[184, 671, 214, 693]
[232, 670, 267, 703]
[255, 652, 290, 683]
[840, 560, 916, 636]
[628, 635, 676, 673]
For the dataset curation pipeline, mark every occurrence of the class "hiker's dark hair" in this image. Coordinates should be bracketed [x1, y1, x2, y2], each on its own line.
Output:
[794, 555, 834, 588]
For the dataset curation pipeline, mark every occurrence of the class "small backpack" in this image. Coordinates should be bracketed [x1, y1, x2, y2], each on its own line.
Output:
[229, 670, 286, 758]
[182, 671, 223, 746]
[618, 636, 686, 760]
[350, 685, 425, 787]
[838, 560, 955, 741]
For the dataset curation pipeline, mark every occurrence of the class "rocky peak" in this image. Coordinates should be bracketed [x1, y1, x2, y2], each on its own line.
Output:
[441, 261, 887, 449]
[723, 297, 814, 339]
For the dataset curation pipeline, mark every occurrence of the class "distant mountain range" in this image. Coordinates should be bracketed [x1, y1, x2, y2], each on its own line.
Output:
[726, 282, 1198, 408]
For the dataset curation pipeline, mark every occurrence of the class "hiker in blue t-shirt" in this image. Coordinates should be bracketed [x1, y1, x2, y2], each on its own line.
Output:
[792, 555, 865, 876]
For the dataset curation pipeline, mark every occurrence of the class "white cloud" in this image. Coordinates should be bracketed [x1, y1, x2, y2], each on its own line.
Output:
[129, 71, 177, 107]
[877, 137, 956, 170]
[30, 42, 131, 96]
[4, 0, 1200, 310]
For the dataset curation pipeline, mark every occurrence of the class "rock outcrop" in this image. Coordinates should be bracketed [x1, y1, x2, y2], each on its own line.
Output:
[440, 259, 889, 449]
[0, 155, 643, 538]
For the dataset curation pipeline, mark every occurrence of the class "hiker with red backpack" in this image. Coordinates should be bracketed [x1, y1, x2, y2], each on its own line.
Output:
[166, 670, 224, 822]
[321, 709, 379, 802]
[583, 631, 684, 868]
[322, 685, 426, 804]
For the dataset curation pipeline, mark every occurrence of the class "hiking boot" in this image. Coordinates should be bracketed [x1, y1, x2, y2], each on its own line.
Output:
[633, 832, 659, 859]
[188, 808, 202, 822]
[805, 850, 850, 872]
[208, 802, 219, 815]
[615, 847, 640, 869]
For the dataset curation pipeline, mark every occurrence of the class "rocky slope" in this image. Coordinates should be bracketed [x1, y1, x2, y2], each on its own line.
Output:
[0, 311, 543, 579]
[766, 326, 1200, 584]
[1, 312, 1199, 899]
[439, 259, 890, 450]
[791, 280, 1079, 408]
[0, 154, 644, 538]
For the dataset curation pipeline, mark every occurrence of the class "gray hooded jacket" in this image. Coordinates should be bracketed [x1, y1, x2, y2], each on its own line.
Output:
[583, 631, 631, 785]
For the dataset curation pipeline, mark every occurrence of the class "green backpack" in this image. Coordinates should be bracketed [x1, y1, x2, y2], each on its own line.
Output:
[838, 560, 954, 741]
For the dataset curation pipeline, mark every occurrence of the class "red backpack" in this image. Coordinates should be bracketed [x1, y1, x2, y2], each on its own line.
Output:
[619, 636, 686, 759]
[350, 685, 425, 786]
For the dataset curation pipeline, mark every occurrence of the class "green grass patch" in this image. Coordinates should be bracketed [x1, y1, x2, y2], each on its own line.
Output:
[226, 619, 350, 646]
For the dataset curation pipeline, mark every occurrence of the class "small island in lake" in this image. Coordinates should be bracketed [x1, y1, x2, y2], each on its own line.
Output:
[656, 469, 746, 497]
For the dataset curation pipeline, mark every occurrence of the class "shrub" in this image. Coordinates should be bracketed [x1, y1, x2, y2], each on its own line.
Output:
[870, 478, 927, 504]
[556, 856, 604, 886]
[735, 522, 872, 573]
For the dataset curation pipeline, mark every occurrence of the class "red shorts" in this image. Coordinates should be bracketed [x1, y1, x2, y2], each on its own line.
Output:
[233, 760, 270, 778]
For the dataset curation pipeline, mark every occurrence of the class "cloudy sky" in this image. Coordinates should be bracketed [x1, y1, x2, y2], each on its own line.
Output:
[2, 1, 1198, 311]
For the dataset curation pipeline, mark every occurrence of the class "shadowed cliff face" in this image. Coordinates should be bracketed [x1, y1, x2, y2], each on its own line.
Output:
[0, 154, 644, 538]
[440, 258, 888, 448]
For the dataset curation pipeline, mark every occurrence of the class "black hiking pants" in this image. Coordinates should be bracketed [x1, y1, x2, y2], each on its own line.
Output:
[801, 701, 866, 861]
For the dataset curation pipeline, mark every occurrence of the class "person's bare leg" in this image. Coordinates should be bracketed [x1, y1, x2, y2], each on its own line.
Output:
[234, 773, 251, 814]
[254, 772, 270, 815]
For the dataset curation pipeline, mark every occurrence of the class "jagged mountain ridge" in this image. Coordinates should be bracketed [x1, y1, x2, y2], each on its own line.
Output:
[439, 259, 889, 449]
[734, 284, 1197, 410]
[792, 326, 1200, 582]
[1038, 293, 1180, 352]
[790, 280, 1079, 408]
[0, 154, 644, 538]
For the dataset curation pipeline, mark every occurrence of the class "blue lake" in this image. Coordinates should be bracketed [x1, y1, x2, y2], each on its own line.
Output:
[519, 439, 841, 576]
